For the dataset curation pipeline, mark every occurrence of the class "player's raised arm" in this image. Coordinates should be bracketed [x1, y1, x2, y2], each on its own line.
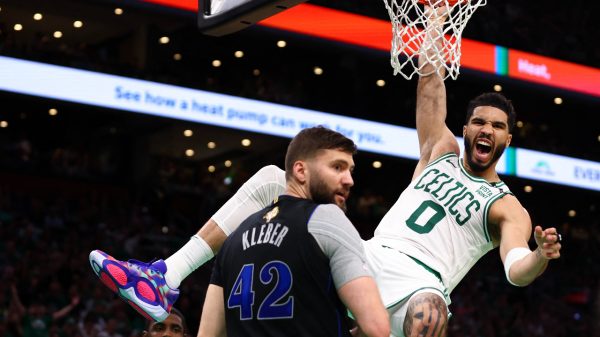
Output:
[414, 5, 459, 178]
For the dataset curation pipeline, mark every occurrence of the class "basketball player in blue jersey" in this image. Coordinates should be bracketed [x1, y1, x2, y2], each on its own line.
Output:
[89, 7, 561, 337]
[198, 126, 389, 337]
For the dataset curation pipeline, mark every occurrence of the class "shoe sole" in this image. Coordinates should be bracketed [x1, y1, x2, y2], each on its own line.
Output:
[89, 250, 169, 322]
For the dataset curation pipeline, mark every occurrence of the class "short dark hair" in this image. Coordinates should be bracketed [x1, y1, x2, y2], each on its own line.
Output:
[145, 307, 188, 335]
[465, 93, 516, 132]
[284, 126, 357, 180]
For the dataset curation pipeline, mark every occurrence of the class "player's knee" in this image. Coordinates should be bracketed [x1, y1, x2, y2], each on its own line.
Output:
[247, 165, 286, 188]
[257, 164, 284, 179]
[403, 292, 448, 337]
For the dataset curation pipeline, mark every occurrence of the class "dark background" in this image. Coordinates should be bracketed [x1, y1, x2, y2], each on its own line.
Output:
[0, 0, 598, 336]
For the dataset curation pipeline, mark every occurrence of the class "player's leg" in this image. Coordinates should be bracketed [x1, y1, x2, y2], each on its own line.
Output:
[386, 290, 448, 337]
[164, 165, 286, 286]
[362, 240, 449, 337]
[402, 292, 448, 337]
[89, 165, 286, 321]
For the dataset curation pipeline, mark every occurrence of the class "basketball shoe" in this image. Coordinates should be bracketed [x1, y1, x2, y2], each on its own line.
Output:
[89, 250, 179, 322]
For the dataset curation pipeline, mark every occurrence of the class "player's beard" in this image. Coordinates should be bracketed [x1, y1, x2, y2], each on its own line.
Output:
[309, 172, 348, 212]
[464, 135, 506, 172]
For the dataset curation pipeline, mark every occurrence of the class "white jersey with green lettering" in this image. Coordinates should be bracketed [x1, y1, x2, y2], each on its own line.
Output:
[372, 152, 513, 294]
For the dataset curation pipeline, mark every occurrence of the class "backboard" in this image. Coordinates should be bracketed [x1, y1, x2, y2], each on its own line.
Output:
[198, 0, 307, 36]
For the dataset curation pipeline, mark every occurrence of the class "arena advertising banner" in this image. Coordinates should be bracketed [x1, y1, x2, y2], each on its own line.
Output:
[141, 0, 196, 11]
[516, 149, 600, 192]
[0, 55, 597, 191]
[508, 50, 600, 97]
[0, 56, 420, 161]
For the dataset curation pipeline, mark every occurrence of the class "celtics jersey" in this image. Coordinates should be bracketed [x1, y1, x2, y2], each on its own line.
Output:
[373, 153, 512, 294]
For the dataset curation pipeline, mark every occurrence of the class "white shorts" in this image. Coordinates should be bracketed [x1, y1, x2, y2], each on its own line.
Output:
[362, 239, 451, 337]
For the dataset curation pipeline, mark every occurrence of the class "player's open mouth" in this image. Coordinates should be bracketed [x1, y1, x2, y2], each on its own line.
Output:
[475, 139, 492, 160]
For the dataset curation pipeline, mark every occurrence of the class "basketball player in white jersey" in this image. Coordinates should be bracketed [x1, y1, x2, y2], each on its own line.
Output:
[89, 6, 561, 337]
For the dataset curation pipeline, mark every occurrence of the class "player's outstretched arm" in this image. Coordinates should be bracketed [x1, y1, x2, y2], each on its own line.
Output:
[198, 285, 227, 337]
[504, 225, 561, 286]
[338, 277, 390, 337]
[494, 196, 562, 286]
[414, 5, 459, 179]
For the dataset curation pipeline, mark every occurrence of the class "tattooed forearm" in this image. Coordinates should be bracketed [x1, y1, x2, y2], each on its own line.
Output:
[403, 293, 448, 337]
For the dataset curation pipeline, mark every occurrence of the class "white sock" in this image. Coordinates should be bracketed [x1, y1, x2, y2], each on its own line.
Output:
[164, 234, 214, 289]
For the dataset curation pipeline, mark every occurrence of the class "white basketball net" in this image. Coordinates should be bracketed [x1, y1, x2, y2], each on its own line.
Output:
[383, 0, 487, 80]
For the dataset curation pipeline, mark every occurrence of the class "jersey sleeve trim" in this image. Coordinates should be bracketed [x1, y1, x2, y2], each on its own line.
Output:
[482, 192, 509, 242]
[425, 152, 458, 169]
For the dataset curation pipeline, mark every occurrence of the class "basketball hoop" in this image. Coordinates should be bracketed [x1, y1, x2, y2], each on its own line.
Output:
[382, 0, 487, 80]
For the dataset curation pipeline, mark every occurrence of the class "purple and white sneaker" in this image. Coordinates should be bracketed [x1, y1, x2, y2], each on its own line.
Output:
[89, 250, 179, 322]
